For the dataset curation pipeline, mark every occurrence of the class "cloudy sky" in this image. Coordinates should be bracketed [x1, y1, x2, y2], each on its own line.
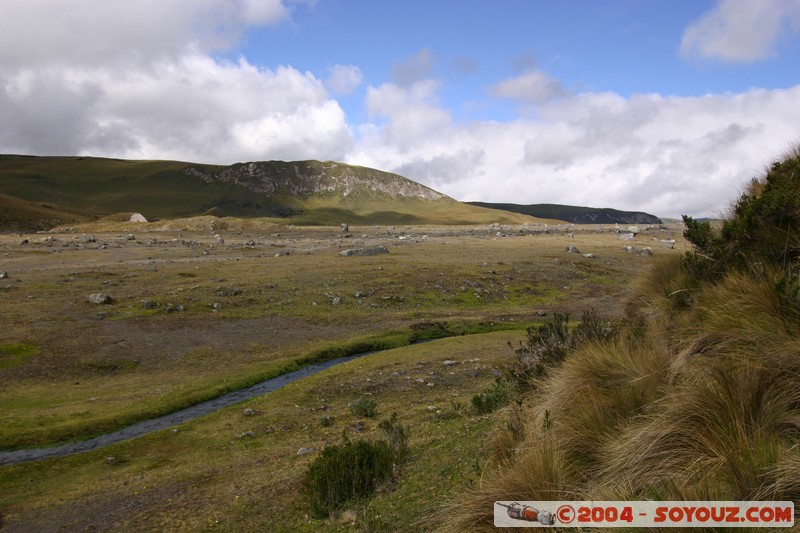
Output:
[2, 0, 800, 218]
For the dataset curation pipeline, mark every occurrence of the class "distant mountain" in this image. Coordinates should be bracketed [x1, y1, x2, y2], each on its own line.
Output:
[467, 202, 662, 225]
[0, 155, 549, 229]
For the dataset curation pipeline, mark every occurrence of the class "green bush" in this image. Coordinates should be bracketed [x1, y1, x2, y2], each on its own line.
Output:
[504, 310, 619, 388]
[303, 439, 395, 517]
[471, 379, 511, 414]
[349, 397, 378, 418]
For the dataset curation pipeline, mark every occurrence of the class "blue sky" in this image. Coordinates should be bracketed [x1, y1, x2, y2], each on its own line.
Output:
[1, 0, 800, 217]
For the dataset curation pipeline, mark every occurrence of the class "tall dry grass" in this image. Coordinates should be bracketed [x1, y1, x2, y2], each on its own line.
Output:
[440, 148, 800, 531]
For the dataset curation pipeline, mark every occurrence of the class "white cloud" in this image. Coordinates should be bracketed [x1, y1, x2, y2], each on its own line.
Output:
[681, 0, 800, 62]
[325, 65, 363, 95]
[491, 70, 566, 104]
[0, 0, 352, 164]
[0, 0, 291, 70]
[349, 80, 800, 219]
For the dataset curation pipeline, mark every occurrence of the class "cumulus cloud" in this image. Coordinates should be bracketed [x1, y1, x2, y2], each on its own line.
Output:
[0, 0, 352, 163]
[325, 64, 363, 95]
[350, 79, 800, 218]
[681, 0, 800, 62]
[491, 70, 567, 104]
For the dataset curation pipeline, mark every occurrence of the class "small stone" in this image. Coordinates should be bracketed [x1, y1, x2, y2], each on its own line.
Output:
[19, 239, 29, 245]
[297, 447, 315, 455]
[565, 245, 580, 253]
[640, 247, 653, 257]
[340, 223, 349, 232]
[442, 360, 457, 366]
[332, 297, 341, 305]
[236, 430, 255, 439]
[243, 408, 257, 417]
[105, 456, 118, 465]
[660, 239, 676, 249]
[427, 382, 435, 387]
[0, 272, 7, 279]
[537, 310, 547, 317]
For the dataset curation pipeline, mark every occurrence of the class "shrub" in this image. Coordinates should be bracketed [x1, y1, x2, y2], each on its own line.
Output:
[349, 397, 378, 418]
[304, 438, 395, 517]
[471, 379, 511, 414]
[504, 310, 619, 388]
[378, 412, 410, 462]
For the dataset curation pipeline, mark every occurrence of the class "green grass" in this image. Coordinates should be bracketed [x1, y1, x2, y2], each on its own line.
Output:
[0, 331, 523, 532]
[0, 343, 38, 369]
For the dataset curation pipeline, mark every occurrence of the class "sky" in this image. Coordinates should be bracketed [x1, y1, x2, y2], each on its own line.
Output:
[1, 1, 800, 218]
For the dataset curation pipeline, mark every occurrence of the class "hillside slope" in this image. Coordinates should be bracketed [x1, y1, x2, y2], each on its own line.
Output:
[469, 201, 662, 224]
[447, 148, 800, 529]
[0, 155, 547, 227]
[0, 193, 94, 231]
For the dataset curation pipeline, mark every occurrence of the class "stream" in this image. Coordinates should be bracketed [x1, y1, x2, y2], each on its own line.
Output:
[0, 354, 363, 466]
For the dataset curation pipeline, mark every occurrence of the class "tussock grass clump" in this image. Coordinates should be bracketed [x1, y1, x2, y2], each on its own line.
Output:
[349, 397, 378, 418]
[443, 147, 800, 530]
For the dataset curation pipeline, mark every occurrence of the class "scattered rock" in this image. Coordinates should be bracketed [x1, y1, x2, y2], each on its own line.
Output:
[105, 456, 119, 465]
[640, 247, 653, 257]
[81, 234, 96, 243]
[340, 245, 389, 257]
[19, 238, 29, 245]
[623, 245, 635, 254]
[537, 309, 547, 316]
[243, 408, 257, 417]
[660, 239, 676, 249]
[353, 291, 366, 298]
[340, 223, 349, 232]
[442, 360, 457, 366]
[583, 253, 596, 258]
[627, 226, 641, 235]
[142, 299, 158, 309]
[565, 245, 581, 253]
[165, 304, 185, 313]
[618, 232, 634, 241]
[296, 447, 315, 456]
[332, 297, 341, 305]
[122, 233, 136, 241]
[237, 430, 255, 439]
[0, 272, 7, 279]
[88, 293, 111, 305]
[129, 212, 148, 222]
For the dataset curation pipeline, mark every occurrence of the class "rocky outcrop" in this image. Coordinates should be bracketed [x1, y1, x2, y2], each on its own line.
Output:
[184, 160, 447, 201]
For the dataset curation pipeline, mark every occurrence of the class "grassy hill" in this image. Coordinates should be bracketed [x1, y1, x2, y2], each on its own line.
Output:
[469, 201, 662, 225]
[0, 155, 547, 228]
[0, 193, 94, 231]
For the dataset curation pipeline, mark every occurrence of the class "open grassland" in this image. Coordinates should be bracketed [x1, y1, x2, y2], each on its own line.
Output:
[0, 218, 683, 530]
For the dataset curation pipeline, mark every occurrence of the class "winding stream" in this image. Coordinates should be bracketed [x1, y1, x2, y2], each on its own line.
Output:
[0, 354, 362, 466]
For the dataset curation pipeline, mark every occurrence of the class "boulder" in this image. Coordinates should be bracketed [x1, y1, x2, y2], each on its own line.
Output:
[88, 293, 112, 305]
[340, 245, 389, 257]
[640, 247, 653, 257]
[340, 223, 349, 232]
[129, 213, 148, 222]
[660, 239, 676, 249]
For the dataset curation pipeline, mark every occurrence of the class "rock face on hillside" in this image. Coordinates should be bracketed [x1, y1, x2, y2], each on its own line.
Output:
[184, 161, 447, 201]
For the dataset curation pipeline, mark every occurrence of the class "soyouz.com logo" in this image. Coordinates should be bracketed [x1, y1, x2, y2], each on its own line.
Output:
[493, 501, 795, 528]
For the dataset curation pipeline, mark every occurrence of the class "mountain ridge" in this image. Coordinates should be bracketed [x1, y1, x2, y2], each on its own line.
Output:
[468, 201, 662, 225]
[0, 155, 542, 228]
